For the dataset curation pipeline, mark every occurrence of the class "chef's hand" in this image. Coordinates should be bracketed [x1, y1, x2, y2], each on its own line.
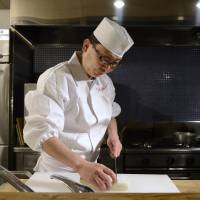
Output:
[77, 160, 117, 191]
[107, 133, 122, 158]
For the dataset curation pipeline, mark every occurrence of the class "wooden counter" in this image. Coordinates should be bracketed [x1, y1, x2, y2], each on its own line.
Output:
[0, 192, 200, 200]
[1, 180, 200, 200]
[173, 180, 200, 193]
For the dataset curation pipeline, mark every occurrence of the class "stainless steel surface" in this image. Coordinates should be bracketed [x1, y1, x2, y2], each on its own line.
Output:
[0, 63, 9, 144]
[0, 165, 34, 192]
[51, 174, 94, 193]
[10, 27, 33, 49]
[14, 147, 40, 172]
[173, 132, 196, 147]
[13, 146, 38, 153]
[0, 146, 8, 168]
[0, 41, 9, 62]
[0, 29, 9, 168]
[16, 152, 39, 172]
[0, 29, 9, 62]
[10, 171, 32, 179]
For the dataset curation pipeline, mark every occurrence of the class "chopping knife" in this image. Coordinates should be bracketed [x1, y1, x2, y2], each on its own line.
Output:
[114, 157, 118, 181]
[51, 174, 94, 192]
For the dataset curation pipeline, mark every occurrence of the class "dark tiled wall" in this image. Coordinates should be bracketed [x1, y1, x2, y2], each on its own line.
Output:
[34, 44, 81, 73]
[33, 45, 200, 126]
[110, 47, 200, 125]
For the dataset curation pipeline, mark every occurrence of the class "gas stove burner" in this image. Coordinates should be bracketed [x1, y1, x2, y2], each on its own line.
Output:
[130, 141, 154, 148]
[143, 142, 152, 148]
[129, 139, 200, 149]
[126, 133, 200, 149]
[122, 122, 200, 179]
[175, 143, 193, 148]
[131, 142, 143, 147]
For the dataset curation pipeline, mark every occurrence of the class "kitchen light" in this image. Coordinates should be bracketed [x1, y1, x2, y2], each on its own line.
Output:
[196, 1, 200, 9]
[114, 0, 125, 9]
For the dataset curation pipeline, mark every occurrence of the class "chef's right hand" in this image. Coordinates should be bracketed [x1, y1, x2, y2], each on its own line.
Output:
[77, 160, 117, 191]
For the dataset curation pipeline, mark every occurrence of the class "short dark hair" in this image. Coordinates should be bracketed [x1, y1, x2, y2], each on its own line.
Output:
[88, 34, 100, 45]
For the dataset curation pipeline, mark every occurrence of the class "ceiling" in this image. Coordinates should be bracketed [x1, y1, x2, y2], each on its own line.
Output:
[10, 0, 200, 17]
[0, 0, 10, 9]
[9, 0, 200, 26]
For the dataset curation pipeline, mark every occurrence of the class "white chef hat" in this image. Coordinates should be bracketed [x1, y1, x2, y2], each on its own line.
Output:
[93, 17, 134, 58]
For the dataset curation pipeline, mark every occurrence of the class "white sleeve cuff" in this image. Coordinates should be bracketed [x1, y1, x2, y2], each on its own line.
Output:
[23, 121, 60, 152]
[40, 131, 59, 147]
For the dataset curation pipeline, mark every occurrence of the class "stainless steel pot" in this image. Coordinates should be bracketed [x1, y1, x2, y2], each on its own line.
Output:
[173, 131, 196, 147]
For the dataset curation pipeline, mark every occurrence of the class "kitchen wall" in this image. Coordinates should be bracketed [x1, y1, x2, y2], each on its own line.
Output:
[0, 9, 10, 28]
[10, 25, 200, 126]
[30, 43, 200, 126]
[110, 46, 200, 127]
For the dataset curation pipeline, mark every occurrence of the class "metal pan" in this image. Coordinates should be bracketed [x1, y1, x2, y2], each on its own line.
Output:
[173, 131, 196, 147]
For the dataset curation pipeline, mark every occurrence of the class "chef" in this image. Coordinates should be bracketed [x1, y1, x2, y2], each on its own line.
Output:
[23, 17, 134, 191]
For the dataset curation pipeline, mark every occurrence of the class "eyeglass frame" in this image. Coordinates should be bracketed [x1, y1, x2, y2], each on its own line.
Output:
[90, 41, 121, 69]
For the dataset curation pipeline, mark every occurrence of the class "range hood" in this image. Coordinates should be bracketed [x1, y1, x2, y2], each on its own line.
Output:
[10, 0, 200, 27]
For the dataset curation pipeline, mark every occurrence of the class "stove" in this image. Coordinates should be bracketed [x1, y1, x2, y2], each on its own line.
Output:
[122, 122, 200, 179]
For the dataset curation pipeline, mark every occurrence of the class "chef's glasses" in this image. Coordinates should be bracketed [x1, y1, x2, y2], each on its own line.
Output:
[91, 42, 121, 69]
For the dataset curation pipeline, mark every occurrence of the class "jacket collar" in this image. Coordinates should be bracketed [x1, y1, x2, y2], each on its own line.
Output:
[68, 51, 92, 81]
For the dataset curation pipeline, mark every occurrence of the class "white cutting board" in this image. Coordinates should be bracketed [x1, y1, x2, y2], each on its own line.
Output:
[25, 172, 179, 193]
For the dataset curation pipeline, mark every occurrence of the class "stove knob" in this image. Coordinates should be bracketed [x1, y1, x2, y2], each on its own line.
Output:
[142, 158, 150, 165]
[167, 157, 175, 165]
[186, 157, 194, 165]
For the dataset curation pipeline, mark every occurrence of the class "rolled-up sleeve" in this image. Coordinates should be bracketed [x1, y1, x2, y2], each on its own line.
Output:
[23, 72, 67, 152]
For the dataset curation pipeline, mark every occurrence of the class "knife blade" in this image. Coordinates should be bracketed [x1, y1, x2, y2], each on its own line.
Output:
[114, 157, 118, 181]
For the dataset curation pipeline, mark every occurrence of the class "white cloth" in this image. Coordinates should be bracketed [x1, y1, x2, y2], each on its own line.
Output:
[23, 52, 121, 172]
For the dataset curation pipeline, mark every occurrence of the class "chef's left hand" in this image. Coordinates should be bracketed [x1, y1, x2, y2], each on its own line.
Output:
[107, 133, 122, 158]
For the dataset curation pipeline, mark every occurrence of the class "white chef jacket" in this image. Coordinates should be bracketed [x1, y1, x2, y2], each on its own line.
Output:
[23, 52, 121, 172]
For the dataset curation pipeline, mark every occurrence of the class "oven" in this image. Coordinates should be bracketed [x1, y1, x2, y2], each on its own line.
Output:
[122, 121, 200, 180]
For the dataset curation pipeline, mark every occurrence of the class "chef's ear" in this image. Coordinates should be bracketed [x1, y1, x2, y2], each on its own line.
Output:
[82, 39, 90, 52]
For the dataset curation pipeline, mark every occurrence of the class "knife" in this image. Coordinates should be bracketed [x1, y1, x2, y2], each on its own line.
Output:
[51, 174, 94, 192]
[114, 157, 118, 181]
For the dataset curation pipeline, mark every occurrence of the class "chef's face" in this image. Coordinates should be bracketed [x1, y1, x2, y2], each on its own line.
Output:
[82, 39, 122, 78]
